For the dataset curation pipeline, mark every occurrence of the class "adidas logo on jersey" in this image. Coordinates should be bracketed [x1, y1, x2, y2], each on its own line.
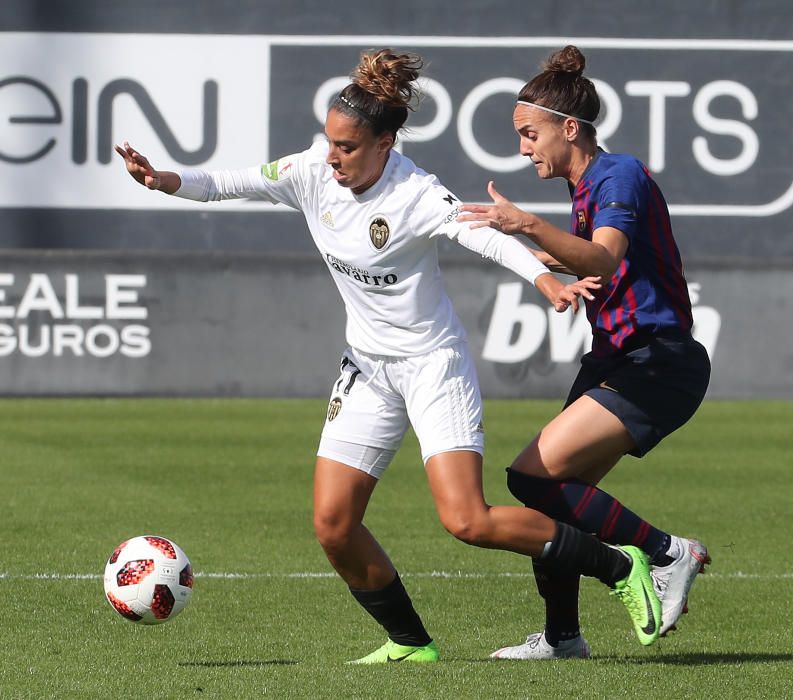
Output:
[321, 211, 335, 229]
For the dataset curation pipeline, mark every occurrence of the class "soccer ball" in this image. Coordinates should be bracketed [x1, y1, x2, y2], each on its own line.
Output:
[103, 535, 194, 624]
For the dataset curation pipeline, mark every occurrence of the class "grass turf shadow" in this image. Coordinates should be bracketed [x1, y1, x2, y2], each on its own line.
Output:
[600, 652, 793, 665]
[178, 660, 299, 667]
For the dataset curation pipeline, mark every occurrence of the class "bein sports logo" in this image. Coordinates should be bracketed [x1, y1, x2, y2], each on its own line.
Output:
[297, 37, 792, 219]
[482, 281, 720, 365]
[0, 34, 764, 178]
[3, 33, 790, 217]
[0, 273, 151, 358]
[0, 33, 267, 210]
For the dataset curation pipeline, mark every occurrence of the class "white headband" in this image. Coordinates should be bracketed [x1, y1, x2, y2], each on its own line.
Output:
[516, 100, 595, 126]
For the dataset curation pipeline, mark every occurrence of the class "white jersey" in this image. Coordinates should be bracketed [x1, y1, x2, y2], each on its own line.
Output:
[175, 141, 549, 357]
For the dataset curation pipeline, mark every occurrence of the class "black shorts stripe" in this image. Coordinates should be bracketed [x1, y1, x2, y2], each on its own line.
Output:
[343, 369, 361, 396]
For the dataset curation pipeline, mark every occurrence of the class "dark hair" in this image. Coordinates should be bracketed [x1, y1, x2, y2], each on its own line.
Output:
[518, 45, 599, 137]
[332, 49, 423, 137]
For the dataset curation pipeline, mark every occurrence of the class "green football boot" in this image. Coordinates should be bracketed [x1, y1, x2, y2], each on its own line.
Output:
[348, 639, 440, 664]
[611, 545, 662, 646]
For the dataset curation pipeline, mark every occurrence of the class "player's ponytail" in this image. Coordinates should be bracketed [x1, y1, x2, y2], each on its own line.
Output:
[332, 49, 423, 137]
[517, 45, 599, 137]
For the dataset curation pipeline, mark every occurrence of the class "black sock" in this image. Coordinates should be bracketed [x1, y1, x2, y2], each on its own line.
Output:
[540, 521, 631, 587]
[533, 559, 581, 646]
[349, 573, 432, 647]
[652, 534, 675, 566]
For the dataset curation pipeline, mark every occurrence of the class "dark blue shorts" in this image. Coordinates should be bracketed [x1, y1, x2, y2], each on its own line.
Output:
[564, 332, 711, 457]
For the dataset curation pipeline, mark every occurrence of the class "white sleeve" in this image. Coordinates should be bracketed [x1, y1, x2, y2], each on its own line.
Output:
[408, 177, 550, 285]
[173, 150, 308, 210]
[174, 166, 275, 201]
[453, 224, 551, 286]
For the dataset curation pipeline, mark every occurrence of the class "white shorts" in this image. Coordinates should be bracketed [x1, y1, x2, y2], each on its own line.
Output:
[317, 342, 485, 478]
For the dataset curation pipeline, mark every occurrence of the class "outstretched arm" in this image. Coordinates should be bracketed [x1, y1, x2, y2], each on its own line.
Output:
[115, 141, 300, 206]
[458, 181, 626, 279]
[453, 225, 600, 312]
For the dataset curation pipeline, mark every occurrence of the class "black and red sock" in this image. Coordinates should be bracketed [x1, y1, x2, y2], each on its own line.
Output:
[507, 469, 670, 564]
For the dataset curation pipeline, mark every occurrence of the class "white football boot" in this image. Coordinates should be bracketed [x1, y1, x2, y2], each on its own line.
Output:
[651, 536, 711, 636]
[490, 632, 591, 660]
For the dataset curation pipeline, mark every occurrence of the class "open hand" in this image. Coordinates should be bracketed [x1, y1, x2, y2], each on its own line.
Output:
[553, 276, 602, 313]
[457, 181, 530, 234]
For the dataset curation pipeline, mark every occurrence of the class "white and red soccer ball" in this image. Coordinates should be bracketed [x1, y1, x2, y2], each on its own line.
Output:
[104, 535, 193, 624]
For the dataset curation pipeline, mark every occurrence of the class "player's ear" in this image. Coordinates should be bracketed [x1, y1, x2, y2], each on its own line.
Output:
[377, 131, 395, 154]
[564, 117, 580, 142]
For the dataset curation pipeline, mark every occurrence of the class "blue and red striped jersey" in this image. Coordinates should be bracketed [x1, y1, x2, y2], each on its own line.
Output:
[570, 150, 693, 357]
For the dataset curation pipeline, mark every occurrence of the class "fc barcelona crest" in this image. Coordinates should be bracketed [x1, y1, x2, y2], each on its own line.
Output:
[327, 397, 342, 421]
[576, 210, 587, 233]
[369, 216, 391, 250]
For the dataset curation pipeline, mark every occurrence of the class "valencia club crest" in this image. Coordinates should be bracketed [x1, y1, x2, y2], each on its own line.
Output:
[369, 216, 390, 250]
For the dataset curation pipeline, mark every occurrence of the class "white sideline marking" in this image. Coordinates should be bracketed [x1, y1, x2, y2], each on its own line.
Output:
[1, 571, 791, 581]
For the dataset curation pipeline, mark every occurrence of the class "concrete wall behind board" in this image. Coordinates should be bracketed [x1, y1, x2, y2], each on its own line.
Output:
[0, 251, 787, 399]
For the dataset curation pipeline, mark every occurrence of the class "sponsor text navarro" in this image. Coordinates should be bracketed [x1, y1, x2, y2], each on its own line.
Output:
[325, 254, 397, 287]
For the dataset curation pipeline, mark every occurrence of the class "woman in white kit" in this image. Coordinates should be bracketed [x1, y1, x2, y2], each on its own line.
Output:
[117, 49, 662, 662]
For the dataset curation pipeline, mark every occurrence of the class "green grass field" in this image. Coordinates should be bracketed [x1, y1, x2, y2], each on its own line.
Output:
[1, 398, 791, 699]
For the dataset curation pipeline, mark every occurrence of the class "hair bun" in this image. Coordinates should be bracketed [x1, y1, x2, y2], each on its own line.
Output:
[352, 49, 422, 110]
[542, 45, 586, 77]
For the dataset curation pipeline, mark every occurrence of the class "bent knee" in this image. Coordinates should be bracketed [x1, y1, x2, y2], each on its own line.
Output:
[510, 434, 573, 480]
[439, 510, 493, 547]
[510, 453, 570, 480]
[313, 511, 356, 553]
